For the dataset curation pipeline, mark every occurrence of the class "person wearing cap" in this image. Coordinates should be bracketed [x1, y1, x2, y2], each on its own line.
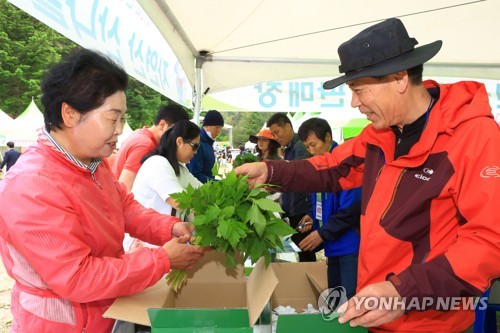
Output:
[188, 109, 224, 183]
[235, 18, 499, 331]
[249, 128, 282, 161]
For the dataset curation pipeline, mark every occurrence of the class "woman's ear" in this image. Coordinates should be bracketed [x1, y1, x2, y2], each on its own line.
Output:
[61, 102, 81, 127]
[175, 136, 183, 148]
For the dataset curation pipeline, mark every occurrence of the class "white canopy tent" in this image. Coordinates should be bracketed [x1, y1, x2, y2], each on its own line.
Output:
[7, 0, 500, 122]
[10, 99, 44, 147]
[117, 120, 134, 149]
[138, 0, 500, 120]
[0, 109, 16, 146]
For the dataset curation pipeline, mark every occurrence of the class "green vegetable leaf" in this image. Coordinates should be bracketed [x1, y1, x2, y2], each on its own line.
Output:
[191, 214, 208, 226]
[253, 198, 284, 213]
[205, 205, 221, 223]
[246, 203, 266, 236]
[265, 218, 296, 237]
[221, 205, 235, 219]
[236, 202, 252, 222]
[217, 219, 249, 249]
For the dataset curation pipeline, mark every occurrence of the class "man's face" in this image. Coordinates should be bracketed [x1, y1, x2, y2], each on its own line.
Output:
[302, 132, 331, 156]
[269, 123, 293, 146]
[205, 125, 223, 138]
[347, 76, 401, 130]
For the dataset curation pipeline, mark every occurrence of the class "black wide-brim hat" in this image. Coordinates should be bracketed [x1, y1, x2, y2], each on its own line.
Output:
[323, 18, 442, 90]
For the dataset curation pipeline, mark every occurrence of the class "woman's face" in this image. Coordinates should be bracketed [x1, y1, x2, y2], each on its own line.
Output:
[176, 135, 201, 164]
[257, 138, 270, 153]
[67, 91, 127, 165]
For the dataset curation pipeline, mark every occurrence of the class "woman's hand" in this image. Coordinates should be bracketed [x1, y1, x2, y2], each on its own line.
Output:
[171, 222, 194, 241]
[162, 235, 205, 270]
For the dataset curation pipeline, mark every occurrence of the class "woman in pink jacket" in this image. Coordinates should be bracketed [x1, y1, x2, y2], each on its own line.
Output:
[0, 49, 205, 332]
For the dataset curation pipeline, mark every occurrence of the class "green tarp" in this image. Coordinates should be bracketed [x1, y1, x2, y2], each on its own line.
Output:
[342, 118, 370, 139]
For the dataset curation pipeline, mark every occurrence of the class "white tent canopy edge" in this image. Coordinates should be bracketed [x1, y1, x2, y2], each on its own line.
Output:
[7, 0, 500, 124]
[138, 0, 500, 121]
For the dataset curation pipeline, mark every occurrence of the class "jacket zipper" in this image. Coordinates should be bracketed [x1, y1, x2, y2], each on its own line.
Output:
[380, 169, 406, 220]
[91, 172, 103, 189]
[81, 303, 88, 332]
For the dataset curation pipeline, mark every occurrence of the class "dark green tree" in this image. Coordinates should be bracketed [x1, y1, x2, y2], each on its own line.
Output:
[0, 0, 75, 116]
[221, 111, 273, 147]
[0, 0, 190, 130]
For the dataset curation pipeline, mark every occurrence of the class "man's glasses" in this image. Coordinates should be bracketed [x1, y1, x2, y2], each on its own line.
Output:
[183, 139, 200, 152]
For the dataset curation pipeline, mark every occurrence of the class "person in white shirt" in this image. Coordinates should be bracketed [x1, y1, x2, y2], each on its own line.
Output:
[125, 120, 202, 251]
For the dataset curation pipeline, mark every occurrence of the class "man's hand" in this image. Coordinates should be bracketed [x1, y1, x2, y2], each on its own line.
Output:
[296, 215, 314, 233]
[337, 281, 405, 328]
[162, 235, 205, 270]
[299, 230, 323, 251]
[234, 162, 268, 188]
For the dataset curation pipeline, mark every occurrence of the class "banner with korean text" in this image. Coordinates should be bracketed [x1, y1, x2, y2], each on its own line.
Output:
[8, 0, 192, 107]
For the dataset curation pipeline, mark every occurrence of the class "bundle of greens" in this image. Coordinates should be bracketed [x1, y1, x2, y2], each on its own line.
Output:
[166, 170, 295, 291]
[233, 152, 258, 167]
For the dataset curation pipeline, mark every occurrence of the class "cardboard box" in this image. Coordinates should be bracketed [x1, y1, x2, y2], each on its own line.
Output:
[104, 252, 366, 332]
[269, 261, 366, 333]
[104, 251, 277, 332]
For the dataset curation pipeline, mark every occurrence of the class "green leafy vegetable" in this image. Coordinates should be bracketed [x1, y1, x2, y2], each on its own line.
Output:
[166, 170, 295, 291]
[233, 153, 258, 167]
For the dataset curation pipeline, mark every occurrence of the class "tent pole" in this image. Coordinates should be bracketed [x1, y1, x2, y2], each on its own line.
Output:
[193, 56, 204, 125]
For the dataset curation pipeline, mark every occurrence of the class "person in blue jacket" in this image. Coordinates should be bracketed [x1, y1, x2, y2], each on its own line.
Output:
[297, 118, 362, 298]
[188, 110, 224, 183]
[0, 141, 21, 172]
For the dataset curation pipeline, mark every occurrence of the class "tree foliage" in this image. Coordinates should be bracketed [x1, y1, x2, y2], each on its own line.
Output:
[221, 111, 274, 147]
[0, 0, 190, 129]
[0, 0, 74, 116]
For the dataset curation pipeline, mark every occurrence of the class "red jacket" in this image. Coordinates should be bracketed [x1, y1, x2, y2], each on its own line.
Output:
[266, 80, 500, 332]
[0, 135, 179, 332]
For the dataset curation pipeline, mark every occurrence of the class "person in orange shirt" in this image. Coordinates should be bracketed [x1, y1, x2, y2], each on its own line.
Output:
[112, 104, 189, 192]
[236, 18, 499, 332]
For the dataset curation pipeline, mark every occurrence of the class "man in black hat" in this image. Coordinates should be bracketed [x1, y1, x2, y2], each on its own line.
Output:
[188, 110, 224, 183]
[235, 18, 499, 331]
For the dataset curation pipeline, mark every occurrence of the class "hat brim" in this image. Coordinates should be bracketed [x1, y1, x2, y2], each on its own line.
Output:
[323, 40, 442, 90]
[249, 135, 278, 144]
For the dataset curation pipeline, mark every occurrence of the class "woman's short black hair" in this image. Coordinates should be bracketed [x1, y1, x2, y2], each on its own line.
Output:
[41, 48, 128, 131]
[141, 120, 200, 176]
